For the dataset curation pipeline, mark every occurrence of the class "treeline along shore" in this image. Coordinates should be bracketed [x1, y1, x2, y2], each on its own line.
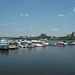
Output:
[0, 36, 75, 40]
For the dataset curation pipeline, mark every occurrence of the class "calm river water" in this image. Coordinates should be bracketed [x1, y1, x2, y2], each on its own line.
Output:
[0, 41, 75, 75]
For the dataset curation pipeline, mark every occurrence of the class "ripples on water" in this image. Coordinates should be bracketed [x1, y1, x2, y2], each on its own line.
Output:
[0, 43, 75, 75]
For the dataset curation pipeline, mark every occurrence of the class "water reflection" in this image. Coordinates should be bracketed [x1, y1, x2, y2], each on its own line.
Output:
[0, 43, 75, 75]
[27, 48, 33, 51]
[0, 50, 9, 56]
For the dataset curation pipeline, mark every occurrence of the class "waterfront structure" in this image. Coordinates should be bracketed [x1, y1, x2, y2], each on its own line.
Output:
[40, 34, 47, 37]
[67, 33, 71, 37]
[71, 32, 75, 37]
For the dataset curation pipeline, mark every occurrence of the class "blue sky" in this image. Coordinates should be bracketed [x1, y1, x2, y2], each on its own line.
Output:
[0, 0, 75, 37]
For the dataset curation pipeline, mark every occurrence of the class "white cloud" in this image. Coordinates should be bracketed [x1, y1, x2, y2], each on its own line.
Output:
[20, 13, 30, 16]
[31, 35, 34, 37]
[20, 13, 24, 16]
[25, 14, 29, 16]
[15, 28, 25, 31]
[50, 29, 59, 31]
[0, 24, 8, 26]
[68, 7, 75, 16]
[9, 23, 20, 25]
[58, 14, 65, 16]
[73, 7, 75, 11]
[66, 32, 71, 34]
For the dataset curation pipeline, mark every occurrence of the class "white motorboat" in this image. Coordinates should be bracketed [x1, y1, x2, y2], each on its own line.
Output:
[57, 41, 67, 46]
[68, 41, 75, 45]
[0, 38, 9, 50]
[31, 40, 43, 47]
[18, 40, 27, 48]
[27, 41, 35, 48]
[9, 42, 19, 49]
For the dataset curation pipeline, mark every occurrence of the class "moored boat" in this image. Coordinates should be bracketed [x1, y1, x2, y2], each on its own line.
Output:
[18, 40, 27, 48]
[49, 42, 57, 46]
[9, 42, 19, 49]
[68, 41, 75, 45]
[0, 38, 9, 50]
[27, 42, 35, 48]
[57, 41, 67, 46]
[31, 40, 43, 47]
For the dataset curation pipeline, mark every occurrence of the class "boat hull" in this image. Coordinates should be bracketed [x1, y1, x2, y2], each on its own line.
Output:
[0, 45, 9, 50]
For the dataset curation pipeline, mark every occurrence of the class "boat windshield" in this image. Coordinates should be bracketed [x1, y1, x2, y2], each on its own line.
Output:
[0, 39, 7, 44]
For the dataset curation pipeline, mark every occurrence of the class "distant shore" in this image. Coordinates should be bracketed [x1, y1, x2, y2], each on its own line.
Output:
[0, 36, 75, 40]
